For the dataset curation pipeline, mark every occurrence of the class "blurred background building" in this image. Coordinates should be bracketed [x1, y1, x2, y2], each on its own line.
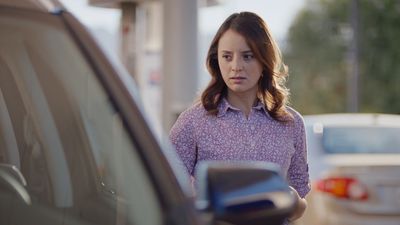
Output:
[59, 0, 400, 135]
[59, 0, 306, 137]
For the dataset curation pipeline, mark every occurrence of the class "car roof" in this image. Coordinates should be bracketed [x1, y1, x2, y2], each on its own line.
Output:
[0, 0, 64, 12]
[303, 113, 400, 127]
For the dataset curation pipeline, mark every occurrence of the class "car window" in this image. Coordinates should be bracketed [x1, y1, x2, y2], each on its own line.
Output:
[0, 9, 162, 225]
[322, 126, 400, 154]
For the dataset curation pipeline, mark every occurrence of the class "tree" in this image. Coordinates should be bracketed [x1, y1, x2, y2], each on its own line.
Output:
[284, 0, 400, 114]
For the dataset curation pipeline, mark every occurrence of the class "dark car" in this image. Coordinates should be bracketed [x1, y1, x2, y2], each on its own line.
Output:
[0, 1, 296, 225]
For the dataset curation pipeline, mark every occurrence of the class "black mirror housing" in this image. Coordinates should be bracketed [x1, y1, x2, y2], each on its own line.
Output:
[196, 161, 296, 225]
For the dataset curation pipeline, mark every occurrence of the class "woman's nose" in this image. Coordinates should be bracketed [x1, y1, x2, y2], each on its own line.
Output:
[231, 58, 244, 72]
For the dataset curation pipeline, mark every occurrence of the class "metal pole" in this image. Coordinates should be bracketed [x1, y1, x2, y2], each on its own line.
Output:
[161, 0, 199, 132]
[120, 2, 138, 83]
[347, 0, 359, 112]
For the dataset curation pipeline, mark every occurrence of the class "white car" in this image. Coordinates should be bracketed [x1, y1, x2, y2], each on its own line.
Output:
[301, 113, 400, 225]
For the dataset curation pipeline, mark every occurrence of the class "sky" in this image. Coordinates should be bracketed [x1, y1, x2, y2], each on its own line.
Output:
[200, 0, 306, 41]
[59, 0, 121, 34]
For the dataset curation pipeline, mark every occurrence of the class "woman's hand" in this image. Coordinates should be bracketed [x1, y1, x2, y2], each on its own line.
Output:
[288, 186, 307, 222]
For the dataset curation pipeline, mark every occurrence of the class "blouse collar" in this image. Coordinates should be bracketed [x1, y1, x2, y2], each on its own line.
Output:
[217, 97, 270, 118]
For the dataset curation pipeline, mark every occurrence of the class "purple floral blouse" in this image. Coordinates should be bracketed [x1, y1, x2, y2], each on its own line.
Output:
[169, 98, 311, 198]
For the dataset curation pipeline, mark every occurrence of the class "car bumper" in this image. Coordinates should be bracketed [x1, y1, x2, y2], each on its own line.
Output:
[325, 213, 400, 225]
[304, 193, 400, 225]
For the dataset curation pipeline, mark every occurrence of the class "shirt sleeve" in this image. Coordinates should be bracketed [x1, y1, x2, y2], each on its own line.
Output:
[287, 113, 311, 198]
[169, 109, 197, 175]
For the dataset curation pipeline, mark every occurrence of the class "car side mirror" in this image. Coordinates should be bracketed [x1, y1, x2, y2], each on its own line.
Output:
[196, 161, 296, 225]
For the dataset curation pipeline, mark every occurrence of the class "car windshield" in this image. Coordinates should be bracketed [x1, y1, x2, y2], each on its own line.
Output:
[322, 127, 400, 154]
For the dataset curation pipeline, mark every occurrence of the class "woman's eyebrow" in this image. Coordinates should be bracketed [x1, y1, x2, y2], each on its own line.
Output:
[220, 50, 232, 54]
[220, 50, 253, 54]
[242, 50, 253, 54]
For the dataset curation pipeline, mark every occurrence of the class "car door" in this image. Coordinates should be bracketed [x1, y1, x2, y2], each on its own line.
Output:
[0, 6, 168, 225]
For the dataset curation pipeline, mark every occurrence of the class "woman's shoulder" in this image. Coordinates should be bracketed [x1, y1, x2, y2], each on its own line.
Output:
[177, 101, 208, 122]
[170, 102, 207, 135]
[285, 106, 305, 126]
[283, 107, 306, 141]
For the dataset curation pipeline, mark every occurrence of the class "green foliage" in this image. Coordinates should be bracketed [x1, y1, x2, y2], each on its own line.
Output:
[284, 0, 400, 114]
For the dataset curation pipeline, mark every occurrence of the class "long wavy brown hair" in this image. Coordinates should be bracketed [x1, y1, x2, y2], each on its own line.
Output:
[201, 11, 292, 122]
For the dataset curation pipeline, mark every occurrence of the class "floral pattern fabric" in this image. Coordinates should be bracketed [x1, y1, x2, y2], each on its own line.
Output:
[169, 98, 310, 198]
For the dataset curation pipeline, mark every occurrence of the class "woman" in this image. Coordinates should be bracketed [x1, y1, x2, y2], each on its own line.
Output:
[169, 11, 310, 222]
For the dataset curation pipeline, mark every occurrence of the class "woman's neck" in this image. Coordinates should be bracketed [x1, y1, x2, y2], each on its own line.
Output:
[226, 92, 258, 117]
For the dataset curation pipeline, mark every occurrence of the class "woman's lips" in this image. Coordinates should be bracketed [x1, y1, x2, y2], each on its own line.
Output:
[230, 77, 246, 80]
[230, 77, 246, 84]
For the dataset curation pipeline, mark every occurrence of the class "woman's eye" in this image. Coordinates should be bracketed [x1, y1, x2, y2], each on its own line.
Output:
[222, 55, 232, 61]
[243, 54, 254, 61]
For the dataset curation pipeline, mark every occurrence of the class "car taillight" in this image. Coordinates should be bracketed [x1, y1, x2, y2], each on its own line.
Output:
[316, 177, 368, 200]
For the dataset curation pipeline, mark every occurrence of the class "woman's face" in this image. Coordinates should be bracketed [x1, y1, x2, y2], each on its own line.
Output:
[217, 29, 263, 97]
